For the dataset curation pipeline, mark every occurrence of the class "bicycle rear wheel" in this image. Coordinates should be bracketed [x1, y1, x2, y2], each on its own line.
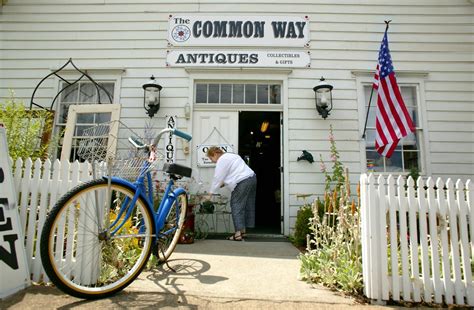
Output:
[156, 192, 187, 261]
[40, 179, 154, 299]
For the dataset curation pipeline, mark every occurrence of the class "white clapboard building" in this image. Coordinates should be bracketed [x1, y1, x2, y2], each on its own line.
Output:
[0, 0, 473, 235]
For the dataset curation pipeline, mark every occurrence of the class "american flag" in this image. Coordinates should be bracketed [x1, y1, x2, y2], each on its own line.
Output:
[372, 30, 415, 158]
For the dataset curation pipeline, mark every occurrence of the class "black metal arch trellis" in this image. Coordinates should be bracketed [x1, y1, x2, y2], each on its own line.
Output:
[29, 58, 113, 113]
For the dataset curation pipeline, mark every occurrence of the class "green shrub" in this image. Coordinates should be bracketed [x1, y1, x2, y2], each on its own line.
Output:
[0, 92, 60, 161]
[292, 204, 313, 247]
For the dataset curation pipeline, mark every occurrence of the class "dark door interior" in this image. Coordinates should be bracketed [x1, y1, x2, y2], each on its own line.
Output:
[238, 111, 281, 234]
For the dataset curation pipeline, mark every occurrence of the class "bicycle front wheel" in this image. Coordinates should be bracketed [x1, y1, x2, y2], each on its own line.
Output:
[40, 179, 154, 299]
[156, 192, 187, 261]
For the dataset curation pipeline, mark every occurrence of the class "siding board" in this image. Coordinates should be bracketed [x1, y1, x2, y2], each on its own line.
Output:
[1, 0, 473, 235]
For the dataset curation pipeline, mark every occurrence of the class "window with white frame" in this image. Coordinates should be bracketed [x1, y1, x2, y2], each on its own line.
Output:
[195, 83, 281, 104]
[55, 80, 116, 161]
[56, 81, 114, 126]
[363, 84, 423, 174]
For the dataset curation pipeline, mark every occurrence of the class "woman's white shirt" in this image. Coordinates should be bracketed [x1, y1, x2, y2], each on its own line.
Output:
[209, 153, 255, 193]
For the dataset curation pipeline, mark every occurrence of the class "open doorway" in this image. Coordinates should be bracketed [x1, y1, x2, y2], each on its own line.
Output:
[238, 111, 281, 234]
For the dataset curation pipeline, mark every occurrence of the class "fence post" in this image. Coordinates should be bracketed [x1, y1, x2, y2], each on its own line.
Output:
[18, 158, 32, 233]
[407, 177, 421, 302]
[466, 180, 474, 276]
[427, 177, 443, 303]
[417, 177, 432, 302]
[360, 173, 372, 298]
[446, 179, 464, 304]
[24, 159, 42, 280]
[361, 173, 383, 302]
[462, 180, 474, 305]
[387, 175, 400, 301]
[397, 175, 411, 300]
[377, 175, 389, 300]
[437, 178, 454, 304]
[33, 159, 52, 282]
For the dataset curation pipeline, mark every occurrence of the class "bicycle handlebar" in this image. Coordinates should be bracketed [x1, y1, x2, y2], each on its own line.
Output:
[128, 128, 192, 150]
[152, 128, 192, 146]
[173, 129, 192, 141]
[128, 136, 147, 149]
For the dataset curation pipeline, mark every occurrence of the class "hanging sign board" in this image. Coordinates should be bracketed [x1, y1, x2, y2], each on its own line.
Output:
[168, 15, 310, 47]
[167, 50, 310, 68]
[0, 127, 30, 298]
[165, 115, 177, 163]
[197, 144, 234, 167]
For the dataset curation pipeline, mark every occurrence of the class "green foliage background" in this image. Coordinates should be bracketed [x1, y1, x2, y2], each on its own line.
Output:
[0, 93, 60, 161]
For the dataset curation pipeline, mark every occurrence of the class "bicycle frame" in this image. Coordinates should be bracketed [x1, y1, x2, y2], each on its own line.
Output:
[106, 161, 185, 245]
[40, 125, 193, 299]
[104, 127, 191, 243]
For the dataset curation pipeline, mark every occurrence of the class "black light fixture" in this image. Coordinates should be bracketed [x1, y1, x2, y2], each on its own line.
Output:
[142, 75, 162, 118]
[313, 77, 333, 119]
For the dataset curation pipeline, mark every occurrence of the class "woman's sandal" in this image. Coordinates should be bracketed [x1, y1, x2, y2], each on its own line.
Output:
[226, 233, 243, 241]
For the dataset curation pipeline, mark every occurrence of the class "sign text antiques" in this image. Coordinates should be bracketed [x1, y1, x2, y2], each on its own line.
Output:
[167, 50, 310, 68]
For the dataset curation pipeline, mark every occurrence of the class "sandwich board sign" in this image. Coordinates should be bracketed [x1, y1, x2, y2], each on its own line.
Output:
[0, 127, 30, 299]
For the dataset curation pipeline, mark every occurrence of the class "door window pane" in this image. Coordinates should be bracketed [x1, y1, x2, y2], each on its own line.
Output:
[257, 85, 268, 104]
[233, 84, 244, 103]
[221, 84, 232, 103]
[208, 84, 219, 103]
[270, 85, 281, 104]
[194, 82, 282, 105]
[196, 84, 207, 103]
[245, 84, 256, 104]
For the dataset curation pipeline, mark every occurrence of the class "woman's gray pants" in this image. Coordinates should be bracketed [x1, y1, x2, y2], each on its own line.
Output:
[230, 175, 257, 232]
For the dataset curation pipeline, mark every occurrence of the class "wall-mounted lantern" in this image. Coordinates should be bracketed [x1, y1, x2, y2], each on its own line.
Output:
[143, 75, 162, 118]
[313, 77, 333, 119]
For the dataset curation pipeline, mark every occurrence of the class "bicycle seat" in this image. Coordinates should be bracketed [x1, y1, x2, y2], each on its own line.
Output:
[163, 163, 192, 178]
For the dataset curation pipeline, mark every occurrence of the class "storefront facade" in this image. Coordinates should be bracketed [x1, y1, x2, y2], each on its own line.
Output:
[1, 0, 473, 235]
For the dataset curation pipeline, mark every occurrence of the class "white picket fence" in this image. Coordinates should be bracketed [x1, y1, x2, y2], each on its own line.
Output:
[360, 173, 473, 306]
[11, 157, 474, 306]
[12, 158, 92, 283]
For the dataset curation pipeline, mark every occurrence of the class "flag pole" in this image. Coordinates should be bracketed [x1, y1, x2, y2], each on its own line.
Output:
[361, 88, 374, 139]
[361, 20, 391, 139]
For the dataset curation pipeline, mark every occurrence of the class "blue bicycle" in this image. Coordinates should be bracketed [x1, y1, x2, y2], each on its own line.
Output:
[40, 125, 192, 299]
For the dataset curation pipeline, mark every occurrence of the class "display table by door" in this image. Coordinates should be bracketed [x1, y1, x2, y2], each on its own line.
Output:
[194, 202, 233, 238]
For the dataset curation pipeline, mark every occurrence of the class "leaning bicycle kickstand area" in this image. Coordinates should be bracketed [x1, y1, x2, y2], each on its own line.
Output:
[40, 122, 193, 299]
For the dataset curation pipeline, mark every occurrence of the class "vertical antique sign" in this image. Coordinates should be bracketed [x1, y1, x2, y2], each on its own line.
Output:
[0, 127, 30, 298]
[165, 115, 177, 163]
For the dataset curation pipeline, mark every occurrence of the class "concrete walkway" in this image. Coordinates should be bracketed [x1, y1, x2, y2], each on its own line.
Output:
[3, 236, 393, 309]
[130, 236, 362, 306]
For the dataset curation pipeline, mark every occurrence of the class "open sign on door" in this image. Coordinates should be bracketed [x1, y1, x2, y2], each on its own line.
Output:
[197, 144, 234, 167]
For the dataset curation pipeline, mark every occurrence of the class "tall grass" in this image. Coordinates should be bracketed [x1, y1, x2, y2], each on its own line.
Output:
[299, 126, 363, 295]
